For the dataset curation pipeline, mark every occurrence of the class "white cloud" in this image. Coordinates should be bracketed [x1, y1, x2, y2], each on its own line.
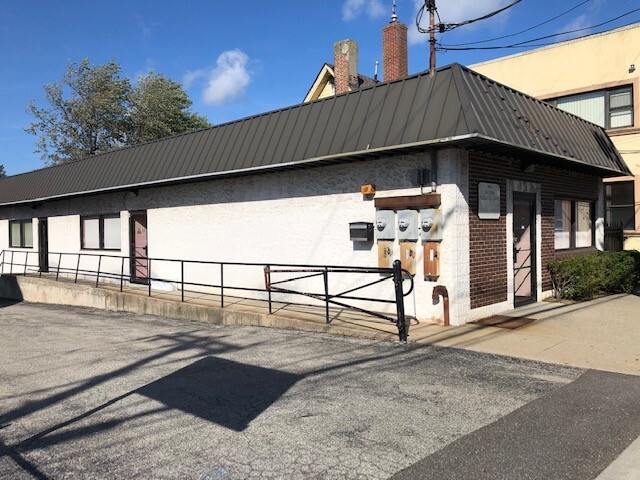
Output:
[557, 14, 591, 39]
[342, 0, 386, 21]
[183, 49, 251, 106]
[556, 0, 603, 41]
[408, 0, 514, 45]
[182, 69, 204, 90]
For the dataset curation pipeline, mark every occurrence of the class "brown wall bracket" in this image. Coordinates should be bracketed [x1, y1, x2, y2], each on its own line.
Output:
[374, 193, 441, 210]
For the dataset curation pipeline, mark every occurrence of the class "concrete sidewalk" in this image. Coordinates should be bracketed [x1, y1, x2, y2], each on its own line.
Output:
[417, 294, 640, 376]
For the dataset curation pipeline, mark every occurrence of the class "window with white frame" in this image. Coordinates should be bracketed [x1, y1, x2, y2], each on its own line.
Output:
[9, 219, 33, 248]
[606, 181, 636, 230]
[81, 214, 121, 250]
[550, 85, 633, 130]
[554, 200, 594, 250]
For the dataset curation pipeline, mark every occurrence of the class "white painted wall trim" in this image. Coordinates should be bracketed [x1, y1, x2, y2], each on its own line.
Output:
[436, 148, 471, 326]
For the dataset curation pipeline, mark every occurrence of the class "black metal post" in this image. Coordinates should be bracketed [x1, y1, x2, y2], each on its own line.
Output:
[56, 253, 61, 281]
[2, 250, 5, 274]
[75, 254, 81, 283]
[96, 255, 102, 287]
[220, 263, 224, 308]
[148, 259, 152, 297]
[181, 260, 184, 302]
[265, 265, 272, 314]
[10, 251, 14, 275]
[120, 256, 125, 292]
[323, 267, 330, 324]
[24, 252, 28, 275]
[393, 260, 408, 342]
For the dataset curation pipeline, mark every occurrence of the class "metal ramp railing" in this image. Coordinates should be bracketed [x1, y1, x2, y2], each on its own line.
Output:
[0, 250, 414, 341]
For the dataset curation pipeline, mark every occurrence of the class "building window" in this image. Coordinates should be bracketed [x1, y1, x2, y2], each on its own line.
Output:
[554, 200, 594, 250]
[606, 181, 636, 230]
[551, 85, 633, 130]
[9, 220, 33, 248]
[81, 214, 121, 250]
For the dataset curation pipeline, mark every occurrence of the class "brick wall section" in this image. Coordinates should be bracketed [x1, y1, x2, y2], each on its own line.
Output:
[334, 43, 350, 95]
[382, 21, 408, 81]
[468, 151, 600, 309]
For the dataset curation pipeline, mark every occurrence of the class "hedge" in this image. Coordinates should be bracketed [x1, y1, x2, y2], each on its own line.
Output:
[548, 250, 640, 301]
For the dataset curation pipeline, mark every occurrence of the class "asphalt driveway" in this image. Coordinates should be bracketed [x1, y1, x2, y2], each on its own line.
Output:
[0, 301, 639, 479]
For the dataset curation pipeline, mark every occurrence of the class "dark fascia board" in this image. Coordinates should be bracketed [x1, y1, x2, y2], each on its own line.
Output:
[1, 132, 627, 209]
[469, 135, 632, 177]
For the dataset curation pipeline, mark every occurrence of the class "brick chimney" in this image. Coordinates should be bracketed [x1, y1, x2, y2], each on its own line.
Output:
[382, 13, 408, 81]
[333, 39, 358, 95]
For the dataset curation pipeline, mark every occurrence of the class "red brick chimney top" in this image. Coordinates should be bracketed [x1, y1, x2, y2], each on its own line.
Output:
[382, 18, 408, 82]
[333, 39, 359, 95]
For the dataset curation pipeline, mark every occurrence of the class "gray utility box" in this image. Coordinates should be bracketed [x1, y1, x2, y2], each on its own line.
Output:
[375, 210, 395, 240]
[420, 208, 442, 241]
[397, 209, 419, 241]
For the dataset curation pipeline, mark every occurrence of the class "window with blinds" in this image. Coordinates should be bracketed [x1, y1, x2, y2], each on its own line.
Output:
[606, 181, 635, 230]
[81, 214, 121, 250]
[551, 85, 633, 130]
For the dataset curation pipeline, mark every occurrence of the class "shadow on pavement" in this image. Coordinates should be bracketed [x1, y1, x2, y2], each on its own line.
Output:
[137, 356, 302, 431]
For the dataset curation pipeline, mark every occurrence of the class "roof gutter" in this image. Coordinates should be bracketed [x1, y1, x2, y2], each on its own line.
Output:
[0, 132, 628, 208]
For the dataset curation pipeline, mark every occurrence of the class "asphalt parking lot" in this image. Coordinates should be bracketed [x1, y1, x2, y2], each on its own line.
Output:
[1, 301, 639, 479]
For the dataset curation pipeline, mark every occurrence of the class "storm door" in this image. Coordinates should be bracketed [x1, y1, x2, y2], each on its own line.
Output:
[38, 218, 49, 273]
[513, 193, 537, 307]
[130, 212, 149, 284]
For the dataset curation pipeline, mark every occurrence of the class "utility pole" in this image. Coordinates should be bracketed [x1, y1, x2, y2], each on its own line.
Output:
[428, 0, 436, 76]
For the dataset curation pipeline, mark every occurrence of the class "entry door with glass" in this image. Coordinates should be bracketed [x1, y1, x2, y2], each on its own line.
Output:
[130, 212, 148, 284]
[513, 193, 537, 306]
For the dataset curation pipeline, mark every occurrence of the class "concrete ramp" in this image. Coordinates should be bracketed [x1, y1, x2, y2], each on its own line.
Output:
[0, 274, 416, 342]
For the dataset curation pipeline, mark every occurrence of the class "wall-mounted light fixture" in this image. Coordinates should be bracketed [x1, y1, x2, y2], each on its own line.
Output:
[360, 184, 376, 195]
[630, 64, 636, 73]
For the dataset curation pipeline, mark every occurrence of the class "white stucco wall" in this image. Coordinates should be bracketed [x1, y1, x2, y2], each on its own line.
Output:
[0, 151, 473, 325]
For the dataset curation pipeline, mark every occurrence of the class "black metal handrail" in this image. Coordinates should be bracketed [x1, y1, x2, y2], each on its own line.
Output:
[0, 249, 413, 341]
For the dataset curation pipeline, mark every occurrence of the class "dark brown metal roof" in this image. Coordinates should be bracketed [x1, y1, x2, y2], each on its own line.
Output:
[0, 63, 629, 207]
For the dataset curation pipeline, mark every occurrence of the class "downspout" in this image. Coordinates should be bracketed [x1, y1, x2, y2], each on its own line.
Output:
[432, 285, 449, 326]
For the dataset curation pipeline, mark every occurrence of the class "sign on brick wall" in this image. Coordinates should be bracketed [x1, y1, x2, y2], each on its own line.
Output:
[478, 182, 500, 219]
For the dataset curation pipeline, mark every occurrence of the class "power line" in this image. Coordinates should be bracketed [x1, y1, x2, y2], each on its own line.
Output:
[438, 7, 640, 51]
[443, 0, 593, 47]
[416, 0, 522, 35]
[443, 0, 523, 31]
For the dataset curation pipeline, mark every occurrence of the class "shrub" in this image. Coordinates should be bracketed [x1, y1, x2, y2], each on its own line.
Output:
[548, 250, 639, 301]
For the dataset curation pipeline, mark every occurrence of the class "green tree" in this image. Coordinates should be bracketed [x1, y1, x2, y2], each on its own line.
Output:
[26, 59, 131, 165]
[128, 71, 210, 145]
[26, 59, 211, 166]
[0, 165, 6, 178]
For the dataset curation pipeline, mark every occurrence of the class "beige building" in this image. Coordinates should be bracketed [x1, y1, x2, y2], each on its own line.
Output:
[471, 23, 640, 250]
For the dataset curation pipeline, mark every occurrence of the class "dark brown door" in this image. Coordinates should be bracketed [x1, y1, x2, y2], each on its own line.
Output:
[130, 212, 148, 284]
[38, 218, 49, 273]
[513, 193, 537, 307]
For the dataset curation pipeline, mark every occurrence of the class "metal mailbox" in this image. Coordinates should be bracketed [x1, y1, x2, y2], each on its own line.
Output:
[349, 222, 374, 242]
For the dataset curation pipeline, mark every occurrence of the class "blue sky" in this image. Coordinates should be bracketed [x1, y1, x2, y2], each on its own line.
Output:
[1, 0, 638, 175]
